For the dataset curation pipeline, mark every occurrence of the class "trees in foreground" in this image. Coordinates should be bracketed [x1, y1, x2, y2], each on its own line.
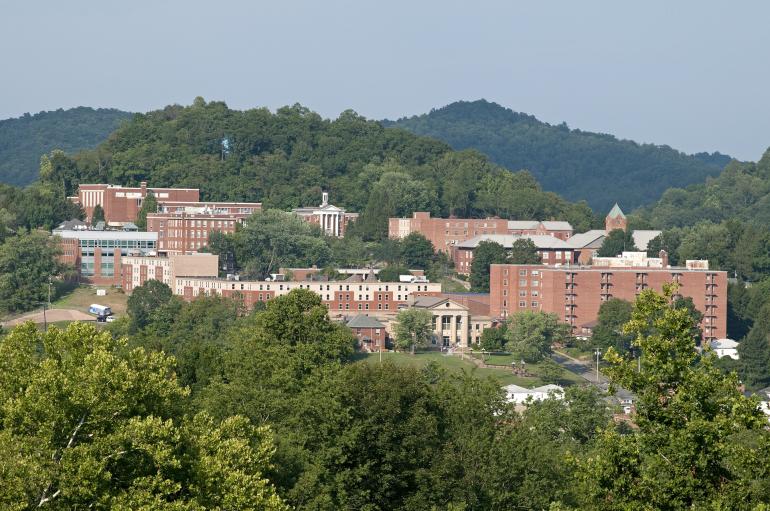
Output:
[575, 284, 770, 510]
[0, 322, 286, 510]
[394, 308, 434, 352]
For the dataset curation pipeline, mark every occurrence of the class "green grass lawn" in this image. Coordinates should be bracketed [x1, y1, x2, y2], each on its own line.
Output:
[355, 351, 583, 387]
[439, 277, 469, 293]
[52, 285, 128, 315]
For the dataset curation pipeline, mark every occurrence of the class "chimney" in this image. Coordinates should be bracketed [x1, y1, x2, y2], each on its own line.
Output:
[659, 249, 669, 268]
[321, 191, 329, 206]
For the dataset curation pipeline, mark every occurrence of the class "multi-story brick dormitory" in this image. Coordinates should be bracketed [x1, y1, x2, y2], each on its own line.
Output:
[388, 212, 573, 254]
[146, 208, 250, 255]
[453, 234, 575, 275]
[489, 255, 727, 342]
[70, 182, 262, 226]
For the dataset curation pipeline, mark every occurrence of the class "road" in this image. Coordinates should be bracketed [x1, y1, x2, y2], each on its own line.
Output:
[552, 351, 610, 391]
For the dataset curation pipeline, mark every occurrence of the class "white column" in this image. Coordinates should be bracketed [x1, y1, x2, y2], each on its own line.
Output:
[450, 315, 457, 346]
[334, 214, 340, 236]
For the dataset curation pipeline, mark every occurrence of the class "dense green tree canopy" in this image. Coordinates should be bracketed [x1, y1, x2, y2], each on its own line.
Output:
[591, 298, 634, 353]
[508, 237, 541, 264]
[38, 99, 595, 240]
[504, 311, 569, 363]
[576, 285, 770, 510]
[394, 308, 434, 351]
[0, 108, 132, 186]
[0, 230, 64, 313]
[0, 322, 287, 510]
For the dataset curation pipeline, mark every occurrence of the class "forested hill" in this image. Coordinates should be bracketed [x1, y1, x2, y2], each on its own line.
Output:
[383, 100, 732, 212]
[40, 97, 597, 239]
[0, 107, 133, 186]
[641, 147, 770, 229]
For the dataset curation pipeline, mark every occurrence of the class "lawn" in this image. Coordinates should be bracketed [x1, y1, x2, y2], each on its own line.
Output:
[355, 351, 584, 387]
[439, 277, 470, 293]
[52, 285, 129, 315]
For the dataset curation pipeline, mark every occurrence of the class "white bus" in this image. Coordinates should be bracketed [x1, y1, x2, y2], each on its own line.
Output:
[88, 304, 112, 317]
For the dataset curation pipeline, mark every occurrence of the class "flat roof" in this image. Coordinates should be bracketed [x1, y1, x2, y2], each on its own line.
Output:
[457, 234, 573, 250]
[490, 263, 723, 273]
[53, 229, 158, 241]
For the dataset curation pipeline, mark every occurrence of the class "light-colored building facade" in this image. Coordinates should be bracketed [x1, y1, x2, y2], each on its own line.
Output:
[292, 192, 358, 237]
[120, 253, 219, 292]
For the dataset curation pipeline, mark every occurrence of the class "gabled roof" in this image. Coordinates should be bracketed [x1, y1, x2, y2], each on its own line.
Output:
[346, 315, 385, 329]
[540, 221, 573, 231]
[507, 220, 540, 230]
[632, 230, 662, 251]
[456, 234, 572, 250]
[607, 203, 625, 219]
[566, 230, 607, 249]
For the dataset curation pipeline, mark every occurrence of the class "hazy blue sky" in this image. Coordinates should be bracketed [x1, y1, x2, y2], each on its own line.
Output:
[2, 1, 768, 160]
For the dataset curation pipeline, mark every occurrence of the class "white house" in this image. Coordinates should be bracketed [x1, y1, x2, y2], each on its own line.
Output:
[710, 338, 739, 360]
[504, 384, 564, 404]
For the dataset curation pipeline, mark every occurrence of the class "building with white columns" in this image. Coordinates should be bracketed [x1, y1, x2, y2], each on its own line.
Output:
[292, 192, 359, 237]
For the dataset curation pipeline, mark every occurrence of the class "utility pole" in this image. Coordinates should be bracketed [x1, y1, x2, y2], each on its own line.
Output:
[594, 348, 602, 383]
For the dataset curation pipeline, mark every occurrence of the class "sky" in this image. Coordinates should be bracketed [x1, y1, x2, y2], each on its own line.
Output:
[1, 1, 769, 161]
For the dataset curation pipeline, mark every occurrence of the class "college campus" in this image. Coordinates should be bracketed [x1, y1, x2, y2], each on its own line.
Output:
[51, 181, 727, 351]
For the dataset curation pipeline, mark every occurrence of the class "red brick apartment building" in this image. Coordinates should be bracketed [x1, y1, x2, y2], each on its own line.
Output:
[174, 277, 442, 314]
[489, 263, 727, 341]
[454, 234, 575, 275]
[121, 254, 219, 292]
[73, 183, 200, 224]
[71, 182, 262, 227]
[388, 212, 573, 253]
[147, 210, 246, 255]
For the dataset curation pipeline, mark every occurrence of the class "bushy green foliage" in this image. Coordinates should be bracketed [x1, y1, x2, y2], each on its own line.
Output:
[40, 99, 594, 240]
[394, 308, 434, 351]
[504, 311, 569, 362]
[386, 99, 729, 211]
[0, 322, 287, 510]
[134, 191, 157, 230]
[597, 228, 638, 257]
[576, 285, 770, 510]
[0, 230, 64, 313]
[0, 107, 132, 186]
[591, 298, 634, 353]
[469, 241, 509, 292]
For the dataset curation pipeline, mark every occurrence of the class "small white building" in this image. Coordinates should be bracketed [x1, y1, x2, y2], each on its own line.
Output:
[504, 384, 564, 404]
[710, 338, 739, 360]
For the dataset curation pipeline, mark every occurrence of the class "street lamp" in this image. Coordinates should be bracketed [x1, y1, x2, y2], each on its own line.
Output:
[594, 348, 602, 383]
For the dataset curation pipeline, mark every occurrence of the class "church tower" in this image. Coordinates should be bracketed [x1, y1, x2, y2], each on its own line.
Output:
[605, 203, 627, 232]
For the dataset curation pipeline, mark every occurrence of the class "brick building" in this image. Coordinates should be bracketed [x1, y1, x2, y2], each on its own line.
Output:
[605, 203, 628, 232]
[346, 315, 388, 352]
[71, 182, 262, 227]
[388, 212, 573, 254]
[73, 183, 200, 224]
[292, 192, 358, 237]
[147, 210, 243, 255]
[54, 228, 158, 286]
[454, 234, 575, 275]
[489, 260, 727, 341]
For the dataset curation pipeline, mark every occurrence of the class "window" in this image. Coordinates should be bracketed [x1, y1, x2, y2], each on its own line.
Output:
[519, 279, 527, 286]
[531, 290, 539, 297]
[531, 301, 539, 308]
[519, 301, 526, 308]
[519, 270, 527, 276]
[519, 290, 527, 297]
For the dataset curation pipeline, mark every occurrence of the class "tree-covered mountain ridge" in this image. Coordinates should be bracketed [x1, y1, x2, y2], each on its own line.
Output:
[0, 106, 133, 186]
[39, 97, 598, 239]
[383, 99, 732, 211]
